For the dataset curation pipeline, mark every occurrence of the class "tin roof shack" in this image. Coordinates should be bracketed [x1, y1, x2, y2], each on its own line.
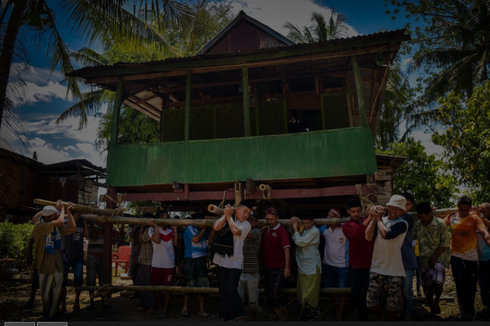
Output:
[0, 149, 106, 223]
[0, 149, 41, 221]
[68, 11, 410, 214]
[34, 160, 106, 208]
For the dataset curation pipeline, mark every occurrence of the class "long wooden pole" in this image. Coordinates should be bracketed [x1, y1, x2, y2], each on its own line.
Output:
[78, 214, 350, 228]
[78, 285, 352, 295]
[33, 199, 121, 217]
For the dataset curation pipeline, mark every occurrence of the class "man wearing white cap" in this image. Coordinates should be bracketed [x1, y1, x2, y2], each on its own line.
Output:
[32, 200, 66, 320]
[365, 195, 409, 321]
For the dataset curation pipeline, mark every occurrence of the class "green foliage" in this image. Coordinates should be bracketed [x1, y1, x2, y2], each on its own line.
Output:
[161, 0, 234, 55]
[387, 0, 490, 104]
[95, 105, 160, 154]
[0, 222, 34, 271]
[377, 138, 457, 207]
[283, 8, 348, 44]
[432, 80, 490, 202]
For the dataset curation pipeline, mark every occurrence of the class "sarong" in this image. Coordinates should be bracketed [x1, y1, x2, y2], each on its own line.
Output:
[421, 262, 446, 295]
[136, 264, 156, 309]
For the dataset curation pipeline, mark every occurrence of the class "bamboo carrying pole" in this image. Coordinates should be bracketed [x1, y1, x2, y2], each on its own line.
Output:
[259, 184, 271, 192]
[33, 199, 121, 217]
[208, 204, 224, 216]
[78, 285, 351, 295]
[79, 214, 350, 228]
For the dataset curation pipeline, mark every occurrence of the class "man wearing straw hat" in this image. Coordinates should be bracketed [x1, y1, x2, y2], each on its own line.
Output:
[31, 200, 65, 320]
[365, 195, 409, 321]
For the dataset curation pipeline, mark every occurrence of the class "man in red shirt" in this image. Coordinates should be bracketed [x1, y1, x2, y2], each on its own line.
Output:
[263, 207, 291, 321]
[341, 198, 374, 321]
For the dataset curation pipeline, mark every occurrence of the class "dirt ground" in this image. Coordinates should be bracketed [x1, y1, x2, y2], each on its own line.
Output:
[1, 267, 490, 322]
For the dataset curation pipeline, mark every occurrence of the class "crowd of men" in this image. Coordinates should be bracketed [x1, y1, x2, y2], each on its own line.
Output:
[27, 195, 490, 321]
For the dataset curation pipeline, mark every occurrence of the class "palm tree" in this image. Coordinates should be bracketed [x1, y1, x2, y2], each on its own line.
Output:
[58, 0, 233, 129]
[406, 0, 490, 101]
[283, 8, 348, 44]
[0, 0, 193, 129]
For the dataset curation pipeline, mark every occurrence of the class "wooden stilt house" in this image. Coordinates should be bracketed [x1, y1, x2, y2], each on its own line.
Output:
[69, 11, 409, 214]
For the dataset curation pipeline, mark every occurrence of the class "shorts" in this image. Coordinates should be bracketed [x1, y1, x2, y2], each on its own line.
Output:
[366, 272, 402, 311]
[63, 259, 84, 287]
[323, 264, 349, 288]
[150, 267, 174, 286]
[184, 257, 210, 296]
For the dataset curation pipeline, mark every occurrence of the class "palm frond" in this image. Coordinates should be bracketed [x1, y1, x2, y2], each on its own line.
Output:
[70, 47, 110, 66]
[57, 89, 107, 129]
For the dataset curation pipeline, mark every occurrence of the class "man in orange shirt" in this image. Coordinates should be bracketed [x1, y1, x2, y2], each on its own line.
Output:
[445, 196, 490, 319]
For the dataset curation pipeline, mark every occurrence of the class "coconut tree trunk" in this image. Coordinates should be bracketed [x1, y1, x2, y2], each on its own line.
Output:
[0, 0, 28, 129]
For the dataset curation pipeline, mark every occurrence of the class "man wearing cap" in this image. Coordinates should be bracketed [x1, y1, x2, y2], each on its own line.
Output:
[262, 207, 291, 320]
[238, 210, 262, 321]
[365, 195, 409, 321]
[181, 212, 211, 317]
[31, 200, 66, 320]
[291, 210, 322, 320]
[319, 208, 349, 321]
[212, 201, 252, 321]
[341, 198, 374, 321]
[414, 202, 450, 316]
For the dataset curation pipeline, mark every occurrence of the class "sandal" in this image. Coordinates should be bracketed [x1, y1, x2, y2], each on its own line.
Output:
[158, 311, 168, 319]
[138, 307, 147, 312]
[198, 311, 211, 317]
[181, 308, 189, 316]
[147, 309, 156, 314]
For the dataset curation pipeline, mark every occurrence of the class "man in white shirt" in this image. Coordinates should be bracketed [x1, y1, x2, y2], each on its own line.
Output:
[147, 209, 178, 319]
[365, 195, 409, 321]
[291, 209, 322, 321]
[319, 208, 349, 321]
[212, 201, 252, 321]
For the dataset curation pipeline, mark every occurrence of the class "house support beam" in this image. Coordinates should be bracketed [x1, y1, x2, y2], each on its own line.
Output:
[185, 70, 191, 141]
[242, 66, 251, 137]
[123, 184, 375, 202]
[351, 56, 368, 128]
[110, 80, 124, 145]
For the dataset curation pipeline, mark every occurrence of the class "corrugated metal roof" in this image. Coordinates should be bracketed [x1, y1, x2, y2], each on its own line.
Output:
[69, 29, 408, 78]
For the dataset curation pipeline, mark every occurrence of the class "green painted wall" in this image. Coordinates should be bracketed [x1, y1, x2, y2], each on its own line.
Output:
[107, 127, 377, 186]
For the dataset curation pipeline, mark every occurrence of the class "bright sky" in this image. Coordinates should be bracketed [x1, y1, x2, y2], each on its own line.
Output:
[10, 0, 441, 168]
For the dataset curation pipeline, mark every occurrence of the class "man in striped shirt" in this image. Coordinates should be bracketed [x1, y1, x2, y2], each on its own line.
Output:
[238, 210, 261, 321]
[136, 214, 157, 313]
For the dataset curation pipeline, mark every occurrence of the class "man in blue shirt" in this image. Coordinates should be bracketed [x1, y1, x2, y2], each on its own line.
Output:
[181, 212, 211, 317]
[400, 193, 418, 321]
